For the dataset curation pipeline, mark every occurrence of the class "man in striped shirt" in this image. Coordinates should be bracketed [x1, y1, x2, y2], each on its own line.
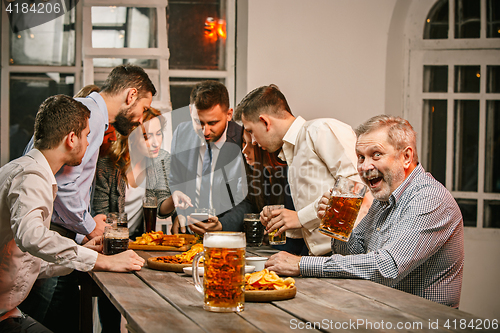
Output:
[265, 115, 464, 308]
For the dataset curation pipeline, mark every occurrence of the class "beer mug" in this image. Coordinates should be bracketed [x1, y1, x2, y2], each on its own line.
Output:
[243, 213, 265, 247]
[319, 176, 367, 242]
[265, 205, 286, 245]
[192, 232, 246, 312]
[103, 225, 129, 255]
[116, 212, 128, 228]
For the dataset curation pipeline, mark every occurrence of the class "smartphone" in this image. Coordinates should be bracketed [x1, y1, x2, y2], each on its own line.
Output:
[190, 213, 210, 222]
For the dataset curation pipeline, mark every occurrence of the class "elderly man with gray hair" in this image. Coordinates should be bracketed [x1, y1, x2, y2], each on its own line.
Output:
[265, 115, 464, 308]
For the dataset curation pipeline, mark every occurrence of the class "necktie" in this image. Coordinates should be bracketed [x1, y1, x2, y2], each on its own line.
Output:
[199, 142, 212, 208]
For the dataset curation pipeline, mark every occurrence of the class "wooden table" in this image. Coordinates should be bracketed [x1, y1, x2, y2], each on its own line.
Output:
[81, 247, 494, 333]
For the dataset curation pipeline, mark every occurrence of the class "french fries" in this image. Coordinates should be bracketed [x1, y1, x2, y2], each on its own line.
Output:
[245, 269, 295, 291]
[152, 243, 204, 264]
[131, 231, 197, 247]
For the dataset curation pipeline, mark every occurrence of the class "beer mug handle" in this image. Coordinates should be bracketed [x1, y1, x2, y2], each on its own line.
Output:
[192, 251, 204, 294]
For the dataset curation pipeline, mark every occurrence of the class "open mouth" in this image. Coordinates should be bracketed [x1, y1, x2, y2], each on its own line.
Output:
[367, 176, 383, 188]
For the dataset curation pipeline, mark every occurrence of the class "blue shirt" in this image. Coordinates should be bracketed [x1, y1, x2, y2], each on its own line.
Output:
[24, 92, 108, 242]
[300, 164, 464, 308]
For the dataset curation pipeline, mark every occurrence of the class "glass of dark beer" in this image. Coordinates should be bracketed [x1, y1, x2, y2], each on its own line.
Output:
[243, 213, 265, 247]
[319, 176, 367, 242]
[103, 226, 129, 255]
[192, 232, 246, 312]
[142, 196, 157, 233]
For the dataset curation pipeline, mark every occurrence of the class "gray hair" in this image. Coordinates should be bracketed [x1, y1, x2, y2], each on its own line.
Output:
[355, 115, 419, 163]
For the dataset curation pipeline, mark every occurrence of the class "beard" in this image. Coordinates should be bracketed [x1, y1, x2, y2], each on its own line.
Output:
[114, 104, 140, 136]
[361, 166, 404, 202]
[66, 142, 85, 167]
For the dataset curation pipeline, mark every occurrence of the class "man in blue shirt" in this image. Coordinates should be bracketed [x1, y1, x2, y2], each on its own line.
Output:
[20, 65, 156, 332]
[265, 115, 464, 308]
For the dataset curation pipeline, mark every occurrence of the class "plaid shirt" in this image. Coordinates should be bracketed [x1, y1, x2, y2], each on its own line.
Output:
[300, 164, 464, 308]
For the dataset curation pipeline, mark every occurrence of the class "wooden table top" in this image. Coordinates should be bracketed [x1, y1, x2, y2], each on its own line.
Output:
[84, 246, 494, 333]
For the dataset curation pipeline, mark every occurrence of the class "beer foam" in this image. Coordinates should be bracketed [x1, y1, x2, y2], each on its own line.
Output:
[204, 233, 245, 248]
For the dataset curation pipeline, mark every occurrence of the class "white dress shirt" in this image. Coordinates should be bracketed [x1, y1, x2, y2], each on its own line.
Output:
[0, 149, 97, 320]
[279, 116, 360, 255]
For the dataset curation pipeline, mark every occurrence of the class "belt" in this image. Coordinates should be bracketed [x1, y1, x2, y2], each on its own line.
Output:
[50, 223, 77, 240]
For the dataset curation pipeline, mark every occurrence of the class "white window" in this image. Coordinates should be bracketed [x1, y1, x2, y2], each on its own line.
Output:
[406, 0, 500, 229]
[0, 0, 235, 164]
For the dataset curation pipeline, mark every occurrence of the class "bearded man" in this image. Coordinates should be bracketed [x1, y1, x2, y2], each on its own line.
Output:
[265, 115, 464, 309]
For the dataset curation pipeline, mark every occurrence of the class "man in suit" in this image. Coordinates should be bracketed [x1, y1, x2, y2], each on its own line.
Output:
[170, 80, 251, 234]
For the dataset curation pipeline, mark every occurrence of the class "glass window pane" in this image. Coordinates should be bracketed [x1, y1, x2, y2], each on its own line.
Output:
[455, 0, 481, 38]
[424, 0, 449, 39]
[487, 0, 500, 38]
[423, 66, 448, 92]
[91, 7, 157, 48]
[456, 199, 477, 227]
[93, 58, 157, 69]
[168, 0, 226, 70]
[10, 9, 76, 66]
[454, 65, 480, 93]
[485, 101, 500, 193]
[453, 100, 479, 191]
[484, 200, 500, 228]
[487, 66, 500, 93]
[9, 73, 74, 161]
[423, 100, 448, 185]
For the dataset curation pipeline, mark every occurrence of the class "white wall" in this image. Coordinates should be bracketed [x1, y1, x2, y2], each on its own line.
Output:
[242, 0, 397, 129]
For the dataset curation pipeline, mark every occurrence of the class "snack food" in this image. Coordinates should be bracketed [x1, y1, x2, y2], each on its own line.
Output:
[131, 231, 197, 247]
[151, 243, 204, 264]
[245, 269, 295, 291]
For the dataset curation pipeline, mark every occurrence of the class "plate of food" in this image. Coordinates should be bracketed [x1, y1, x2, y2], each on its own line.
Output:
[183, 265, 256, 276]
[244, 269, 296, 302]
[147, 243, 204, 272]
[130, 232, 197, 251]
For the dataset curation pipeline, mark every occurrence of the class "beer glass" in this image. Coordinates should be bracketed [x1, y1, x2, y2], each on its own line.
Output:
[106, 212, 118, 225]
[192, 232, 246, 312]
[319, 176, 367, 242]
[116, 212, 128, 228]
[265, 205, 286, 245]
[103, 225, 129, 255]
[244, 213, 265, 247]
[142, 196, 157, 233]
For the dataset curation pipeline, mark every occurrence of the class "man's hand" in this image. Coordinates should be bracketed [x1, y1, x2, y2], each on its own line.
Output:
[265, 251, 301, 276]
[265, 208, 301, 236]
[171, 215, 187, 234]
[317, 191, 331, 220]
[88, 214, 107, 240]
[94, 250, 145, 272]
[172, 191, 193, 210]
[83, 235, 103, 253]
[188, 215, 222, 235]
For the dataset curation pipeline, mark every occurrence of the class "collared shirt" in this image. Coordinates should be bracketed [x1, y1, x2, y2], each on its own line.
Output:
[0, 149, 97, 319]
[300, 164, 464, 308]
[278, 116, 359, 255]
[195, 124, 228, 208]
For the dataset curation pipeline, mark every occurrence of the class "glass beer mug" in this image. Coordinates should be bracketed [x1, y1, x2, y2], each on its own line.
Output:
[192, 232, 246, 312]
[319, 176, 367, 241]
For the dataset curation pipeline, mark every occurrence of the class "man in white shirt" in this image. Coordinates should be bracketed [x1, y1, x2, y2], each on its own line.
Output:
[0, 95, 144, 333]
[235, 84, 372, 255]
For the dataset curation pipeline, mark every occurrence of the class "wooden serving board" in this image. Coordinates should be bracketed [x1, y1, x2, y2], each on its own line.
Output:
[245, 286, 296, 302]
[147, 258, 192, 272]
[129, 243, 192, 252]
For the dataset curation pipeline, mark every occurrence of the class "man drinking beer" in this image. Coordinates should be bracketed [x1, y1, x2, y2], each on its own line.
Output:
[265, 115, 465, 308]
